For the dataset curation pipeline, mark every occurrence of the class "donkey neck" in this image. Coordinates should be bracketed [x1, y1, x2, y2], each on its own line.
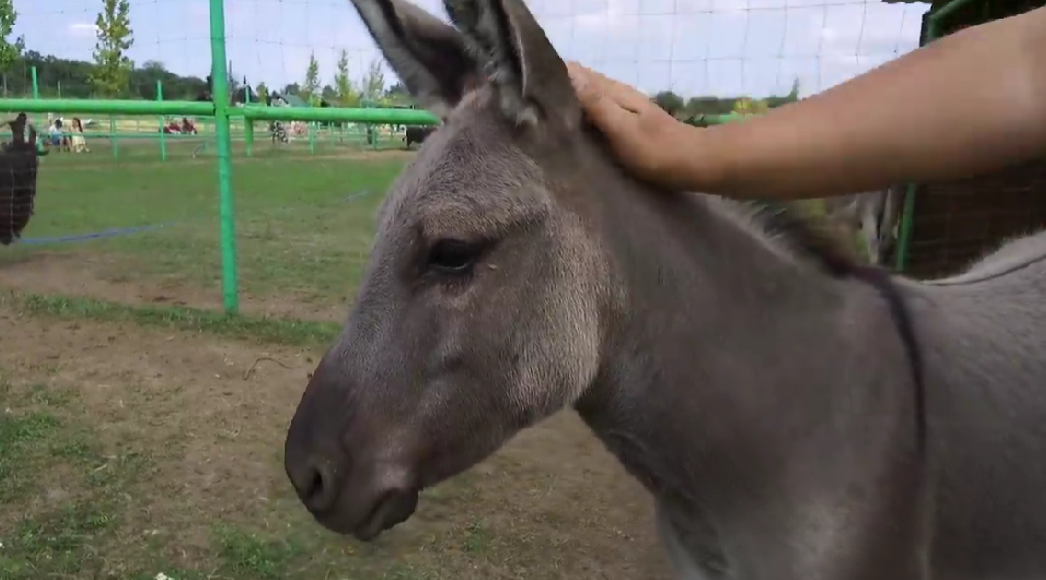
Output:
[572, 166, 879, 510]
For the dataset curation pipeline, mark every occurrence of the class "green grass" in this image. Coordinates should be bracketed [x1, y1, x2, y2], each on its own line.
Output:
[2, 291, 341, 347]
[0, 380, 155, 579]
[3, 143, 411, 315]
[0, 369, 594, 580]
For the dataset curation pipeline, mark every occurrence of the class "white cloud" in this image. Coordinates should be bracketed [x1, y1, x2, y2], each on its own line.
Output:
[67, 23, 98, 39]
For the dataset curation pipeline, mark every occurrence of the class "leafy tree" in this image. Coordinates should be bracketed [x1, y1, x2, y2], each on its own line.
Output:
[90, 0, 134, 97]
[0, 0, 24, 72]
[652, 90, 685, 116]
[302, 52, 320, 104]
[256, 82, 269, 103]
[732, 97, 768, 116]
[333, 48, 359, 106]
[361, 57, 384, 101]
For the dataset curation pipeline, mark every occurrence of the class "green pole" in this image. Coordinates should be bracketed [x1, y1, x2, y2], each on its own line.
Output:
[209, 0, 239, 313]
[309, 121, 316, 153]
[243, 82, 254, 157]
[30, 67, 38, 131]
[110, 117, 118, 158]
[157, 80, 167, 161]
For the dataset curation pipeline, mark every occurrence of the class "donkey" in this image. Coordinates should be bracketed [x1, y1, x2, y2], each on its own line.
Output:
[822, 186, 905, 264]
[0, 121, 39, 245]
[404, 125, 437, 148]
[284, 1, 1046, 579]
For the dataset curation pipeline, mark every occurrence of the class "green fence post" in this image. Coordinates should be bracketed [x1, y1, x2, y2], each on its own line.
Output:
[243, 84, 254, 157]
[157, 80, 167, 161]
[110, 117, 118, 158]
[29, 67, 38, 130]
[309, 121, 316, 154]
[209, 0, 240, 313]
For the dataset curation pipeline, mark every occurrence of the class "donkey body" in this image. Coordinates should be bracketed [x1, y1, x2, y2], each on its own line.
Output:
[284, 2, 1046, 579]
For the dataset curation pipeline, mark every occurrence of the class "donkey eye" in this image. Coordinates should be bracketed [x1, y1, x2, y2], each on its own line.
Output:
[427, 239, 481, 274]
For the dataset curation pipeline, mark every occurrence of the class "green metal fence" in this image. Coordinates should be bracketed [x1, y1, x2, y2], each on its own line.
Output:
[0, 0, 751, 315]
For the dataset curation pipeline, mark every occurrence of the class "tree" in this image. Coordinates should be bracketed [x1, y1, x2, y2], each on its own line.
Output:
[333, 48, 359, 106]
[0, 0, 24, 72]
[256, 82, 269, 103]
[652, 90, 685, 117]
[90, 0, 134, 97]
[361, 57, 384, 101]
[302, 52, 320, 104]
[732, 97, 768, 116]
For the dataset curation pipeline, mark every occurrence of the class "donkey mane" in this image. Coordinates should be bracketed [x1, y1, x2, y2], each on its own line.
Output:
[742, 200, 866, 278]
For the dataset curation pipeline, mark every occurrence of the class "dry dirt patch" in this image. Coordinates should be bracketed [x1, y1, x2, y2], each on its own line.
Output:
[0, 306, 669, 579]
[0, 250, 347, 322]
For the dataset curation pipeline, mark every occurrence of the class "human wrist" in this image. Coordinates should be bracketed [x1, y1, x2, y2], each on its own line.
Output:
[660, 120, 733, 194]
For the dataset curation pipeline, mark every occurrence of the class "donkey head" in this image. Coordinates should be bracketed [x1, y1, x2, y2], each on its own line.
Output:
[284, 0, 614, 540]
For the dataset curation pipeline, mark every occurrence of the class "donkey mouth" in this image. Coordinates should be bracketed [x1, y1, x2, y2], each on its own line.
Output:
[347, 488, 420, 542]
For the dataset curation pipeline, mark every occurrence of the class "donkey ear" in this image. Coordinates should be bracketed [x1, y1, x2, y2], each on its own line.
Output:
[348, 0, 482, 119]
[444, 0, 579, 129]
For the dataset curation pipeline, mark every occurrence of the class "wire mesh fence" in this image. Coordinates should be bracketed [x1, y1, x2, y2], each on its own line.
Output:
[2, 0, 944, 320]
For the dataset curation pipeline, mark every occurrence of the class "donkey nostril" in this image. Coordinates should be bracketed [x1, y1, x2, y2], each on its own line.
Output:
[306, 471, 325, 503]
[295, 462, 337, 513]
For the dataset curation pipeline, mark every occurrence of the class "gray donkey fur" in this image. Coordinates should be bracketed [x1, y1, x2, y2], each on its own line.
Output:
[283, 1, 1046, 579]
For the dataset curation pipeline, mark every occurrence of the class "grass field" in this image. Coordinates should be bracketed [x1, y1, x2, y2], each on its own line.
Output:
[2, 141, 415, 321]
[0, 142, 670, 579]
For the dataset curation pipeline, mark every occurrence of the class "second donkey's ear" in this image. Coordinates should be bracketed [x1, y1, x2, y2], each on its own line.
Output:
[444, 0, 580, 130]
[348, 0, 482, 119]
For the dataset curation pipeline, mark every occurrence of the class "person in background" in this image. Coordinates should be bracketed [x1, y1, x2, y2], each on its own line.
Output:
[70, 117, 89, 153]
[566, 5, 1046, 200]
[48, 118, 65, 150]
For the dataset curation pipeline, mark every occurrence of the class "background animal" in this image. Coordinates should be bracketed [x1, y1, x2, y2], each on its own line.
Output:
[0, 121, 40, 245]
[404, 125, 436, 148]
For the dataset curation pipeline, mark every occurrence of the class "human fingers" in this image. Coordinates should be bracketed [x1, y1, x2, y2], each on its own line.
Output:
[567, 63, 651, 114]
[566, 63, 640, 137]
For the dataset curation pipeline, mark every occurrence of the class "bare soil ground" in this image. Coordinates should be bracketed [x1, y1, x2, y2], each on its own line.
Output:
[0, 303, 671, 579]
[0, 250, 347, 322]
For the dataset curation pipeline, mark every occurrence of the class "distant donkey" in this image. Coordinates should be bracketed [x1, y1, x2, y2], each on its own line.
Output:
[0, 117, 40, 245]
[284, 1, 1046, 579]
[822, 186, 905, 264]
[404, 125, 437, 148]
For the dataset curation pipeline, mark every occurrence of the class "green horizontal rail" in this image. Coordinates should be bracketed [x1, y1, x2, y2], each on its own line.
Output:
[0, 98, 215, 116]
[0, 97, 747, 127]
[39, 132, 211, 140]
[236, 105, 439, 124]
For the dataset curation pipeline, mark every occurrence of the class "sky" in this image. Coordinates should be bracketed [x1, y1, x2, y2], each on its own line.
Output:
[15, 0, 929, 98]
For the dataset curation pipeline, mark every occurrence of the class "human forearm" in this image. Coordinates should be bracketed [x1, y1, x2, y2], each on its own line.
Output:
[675, 6, 1046, 199]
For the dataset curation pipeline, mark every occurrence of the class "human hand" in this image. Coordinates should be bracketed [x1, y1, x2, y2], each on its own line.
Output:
[566, 62, 697, 190]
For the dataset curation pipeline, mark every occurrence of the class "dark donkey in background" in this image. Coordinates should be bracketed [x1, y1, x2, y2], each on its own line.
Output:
[284, 1, 1046, 578]
[1, 114, 40, 246]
